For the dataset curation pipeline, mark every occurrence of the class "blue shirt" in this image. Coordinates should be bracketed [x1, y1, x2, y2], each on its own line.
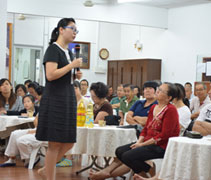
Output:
[129, 100, 157, 117]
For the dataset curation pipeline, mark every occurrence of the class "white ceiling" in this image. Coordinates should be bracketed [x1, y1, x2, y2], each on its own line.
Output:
[130, 0, 211, 9]
[84, 0, 211, 9]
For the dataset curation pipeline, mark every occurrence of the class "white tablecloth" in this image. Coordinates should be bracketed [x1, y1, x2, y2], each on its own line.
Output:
[0, 115, 35, 131]
[159, 136, 211, 180]
[69, 125, 137, 157]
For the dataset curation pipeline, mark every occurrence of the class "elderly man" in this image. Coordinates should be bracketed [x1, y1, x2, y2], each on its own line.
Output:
[192, 104, 211, 136]
[190, 82, 211, 120]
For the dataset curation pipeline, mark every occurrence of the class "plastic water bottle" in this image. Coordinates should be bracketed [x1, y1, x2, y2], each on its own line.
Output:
[77, 99, 86, 127]
[84, 102, 94, 128]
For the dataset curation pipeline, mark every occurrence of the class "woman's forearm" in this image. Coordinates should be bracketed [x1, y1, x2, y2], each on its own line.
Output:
[46, 63, 74, 81]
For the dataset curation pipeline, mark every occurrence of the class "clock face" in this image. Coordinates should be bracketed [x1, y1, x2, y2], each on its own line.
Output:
[99, 48, 109, 60]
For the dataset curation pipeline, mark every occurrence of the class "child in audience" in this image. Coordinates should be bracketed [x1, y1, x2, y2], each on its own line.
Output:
[6, 94, 39, 117]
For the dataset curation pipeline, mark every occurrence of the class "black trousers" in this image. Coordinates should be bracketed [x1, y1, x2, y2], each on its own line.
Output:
[115, 142, 165, 173]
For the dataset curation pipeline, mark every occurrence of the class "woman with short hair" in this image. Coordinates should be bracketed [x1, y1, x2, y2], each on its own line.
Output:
[90, 82, 113, 123]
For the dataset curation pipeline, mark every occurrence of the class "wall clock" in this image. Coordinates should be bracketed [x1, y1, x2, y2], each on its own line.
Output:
[99, 48, 109, 60]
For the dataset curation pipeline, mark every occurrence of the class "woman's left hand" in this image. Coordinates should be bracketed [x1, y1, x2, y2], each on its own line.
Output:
[130, 142, 144, 149]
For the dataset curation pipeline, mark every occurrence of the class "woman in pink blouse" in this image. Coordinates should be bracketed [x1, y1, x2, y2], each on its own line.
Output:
[114, 82, 180, 176]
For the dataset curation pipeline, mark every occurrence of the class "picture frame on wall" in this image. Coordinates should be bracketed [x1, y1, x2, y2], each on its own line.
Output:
[68, 41, 90, 69]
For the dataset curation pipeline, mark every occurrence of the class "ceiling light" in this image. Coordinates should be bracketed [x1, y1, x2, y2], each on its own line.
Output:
[118, 0, 146, 3]
[18, 14, 26, 20]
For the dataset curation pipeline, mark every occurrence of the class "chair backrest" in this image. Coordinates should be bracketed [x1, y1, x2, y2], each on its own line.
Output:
[123, 112, 129, 125]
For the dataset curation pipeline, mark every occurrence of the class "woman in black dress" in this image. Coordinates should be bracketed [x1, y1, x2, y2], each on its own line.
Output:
[35, 18, 82, 179]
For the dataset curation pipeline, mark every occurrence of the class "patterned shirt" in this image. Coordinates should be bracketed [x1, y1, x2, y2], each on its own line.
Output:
[119, 96, 139, 115]
[140, 104, 180, 150]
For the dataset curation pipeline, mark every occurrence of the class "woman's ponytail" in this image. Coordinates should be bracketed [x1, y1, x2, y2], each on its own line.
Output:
[49, 18, 76, 45]
[49, 27, 59, 45]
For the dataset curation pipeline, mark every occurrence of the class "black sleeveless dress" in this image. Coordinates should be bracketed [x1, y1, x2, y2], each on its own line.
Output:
[36, 44, 77, 143]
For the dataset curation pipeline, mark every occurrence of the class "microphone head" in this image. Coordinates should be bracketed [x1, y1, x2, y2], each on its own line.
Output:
[75, 44, 80, 51]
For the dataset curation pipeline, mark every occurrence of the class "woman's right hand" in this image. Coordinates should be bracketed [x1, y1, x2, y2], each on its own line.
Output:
[130, 142, 144, 149]
[71, 58, 82, 68]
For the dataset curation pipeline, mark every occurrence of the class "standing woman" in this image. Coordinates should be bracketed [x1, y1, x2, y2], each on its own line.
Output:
[35, 18, 82, 180]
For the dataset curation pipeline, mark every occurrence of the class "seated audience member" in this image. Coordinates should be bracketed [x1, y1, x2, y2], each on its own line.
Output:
[119, 84, 139, 125]
[27, 82, 39, 98]
[208, 82, 211, 100]
[110, 84, 125, 115]
[0, 115, 41, 167]
[15, 84, 27, 97]
[89, 83, 180, 180]
[24, 79, 32, 92]
[184, 82, 194, 104]
[74, 81, 89, 108]
[126, 81, 158, 127]
[80, 79, 91, 98]
[173, 83, 191, 135]
[27, 82, 44, 106]
[6, 94, 39, 117]
[0, 78, 24, 114]
[34, 85, 44, 106]
[130, 84, 195, 180]
[106, 86, 116, 102]
[190, 82, 211, 120]
[192, 103, 211, 136]
[90, 82, 113, 123]
[133, 85, 141, 99]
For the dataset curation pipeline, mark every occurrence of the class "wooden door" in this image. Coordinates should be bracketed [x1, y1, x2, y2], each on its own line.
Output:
[202, 57, 211, 81]
[107, 61, 118, 91]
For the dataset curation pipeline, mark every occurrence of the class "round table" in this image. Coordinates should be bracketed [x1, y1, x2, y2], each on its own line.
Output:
[70, 125, 137, 157]
[0, 115, 35, 139]
[159, 136, 211, 180]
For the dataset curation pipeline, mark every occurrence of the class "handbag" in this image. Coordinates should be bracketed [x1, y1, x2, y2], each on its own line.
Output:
[104, 115, 121, 125]
[183, 130, 203, 139]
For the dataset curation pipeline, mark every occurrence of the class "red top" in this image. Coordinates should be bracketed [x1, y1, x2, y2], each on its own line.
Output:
[140, 103, 180, 150]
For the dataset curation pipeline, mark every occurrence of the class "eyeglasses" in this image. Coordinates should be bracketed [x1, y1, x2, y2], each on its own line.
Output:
[157, 87, 168, 94]
[195, 88, 205, 92]
[64, 26, 79, 34]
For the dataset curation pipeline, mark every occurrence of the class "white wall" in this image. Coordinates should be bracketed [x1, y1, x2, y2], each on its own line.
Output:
[162, 4, 211, 85]
[7, 13, 167, 86]
[0, 0, 7, 78]
[7, 0, 168, 29]
[14, 14, 44, 46]
[6, 2, 211, 87]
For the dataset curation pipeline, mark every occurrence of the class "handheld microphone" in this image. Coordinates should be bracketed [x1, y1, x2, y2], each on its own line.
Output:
[75, 45, 80, 71]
